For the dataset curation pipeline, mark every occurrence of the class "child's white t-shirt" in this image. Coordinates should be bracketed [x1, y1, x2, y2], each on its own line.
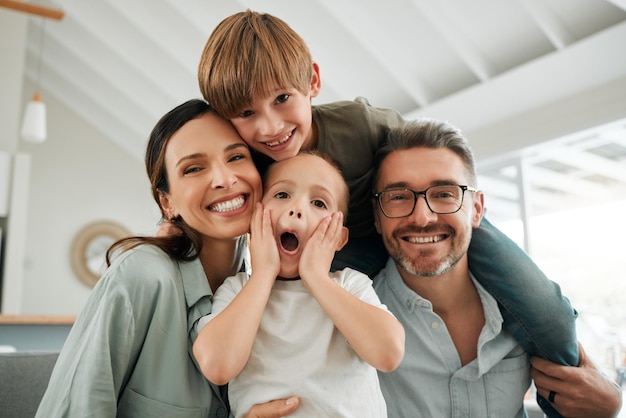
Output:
[198, 268, 391, 418]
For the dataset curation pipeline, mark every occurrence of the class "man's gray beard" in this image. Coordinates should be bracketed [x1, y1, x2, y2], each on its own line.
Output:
[386, 223, 473, 278]
[395, 251, 462, 277]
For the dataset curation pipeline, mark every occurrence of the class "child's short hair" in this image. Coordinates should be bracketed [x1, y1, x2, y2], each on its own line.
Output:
[199, 10, 313, 119]
[264, 150, 350, 221]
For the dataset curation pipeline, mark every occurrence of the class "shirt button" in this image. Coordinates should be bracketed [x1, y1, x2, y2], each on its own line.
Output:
[431, 321, 440, 329]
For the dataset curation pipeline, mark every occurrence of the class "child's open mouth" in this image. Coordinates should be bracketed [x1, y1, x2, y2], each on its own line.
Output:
[280, 232, 299, 252]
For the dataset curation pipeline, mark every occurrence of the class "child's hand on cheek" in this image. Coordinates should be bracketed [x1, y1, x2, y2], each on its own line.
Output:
[249, 203, 280, 281]
[300, 212, 344, 287]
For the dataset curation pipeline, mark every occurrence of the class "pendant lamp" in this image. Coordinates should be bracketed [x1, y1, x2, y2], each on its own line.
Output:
[21, 91, 47, 143]
[20, 18, 47, 143]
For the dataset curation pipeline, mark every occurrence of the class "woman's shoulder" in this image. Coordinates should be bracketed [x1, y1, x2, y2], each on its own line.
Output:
[110, 244, 172, 269]
[102, 244, 184, 291]
[71, 245, 187, 333]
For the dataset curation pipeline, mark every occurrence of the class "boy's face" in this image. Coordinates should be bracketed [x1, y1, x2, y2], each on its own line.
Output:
[262, 154, 348, 278]
[229, 64, 321, 162]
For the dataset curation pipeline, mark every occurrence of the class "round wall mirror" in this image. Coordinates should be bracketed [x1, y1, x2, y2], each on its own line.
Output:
[70, 221, 130, 287]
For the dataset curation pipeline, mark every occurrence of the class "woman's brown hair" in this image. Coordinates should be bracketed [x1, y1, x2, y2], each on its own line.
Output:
[105, 99, 213, 266]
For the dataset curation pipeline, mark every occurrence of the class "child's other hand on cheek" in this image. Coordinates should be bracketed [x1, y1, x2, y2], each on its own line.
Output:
[250, 203, 280, 281]
[300, 212, 344, 286]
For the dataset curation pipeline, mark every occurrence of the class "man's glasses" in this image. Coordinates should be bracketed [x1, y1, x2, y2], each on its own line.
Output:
[373, 185, 477, 218]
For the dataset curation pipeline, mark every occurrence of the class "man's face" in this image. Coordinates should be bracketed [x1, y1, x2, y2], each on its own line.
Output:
[373, 147, 484, 278]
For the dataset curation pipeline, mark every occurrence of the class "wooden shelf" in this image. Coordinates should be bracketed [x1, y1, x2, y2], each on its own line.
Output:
[0, 314, 75, 325]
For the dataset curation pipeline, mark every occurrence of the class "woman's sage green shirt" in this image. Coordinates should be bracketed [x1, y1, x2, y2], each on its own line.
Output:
[35, 245, 229, 418]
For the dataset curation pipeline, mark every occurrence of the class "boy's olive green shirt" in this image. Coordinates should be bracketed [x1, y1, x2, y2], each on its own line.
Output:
[35, 245, 229, 418]
[313, 97, 405, 238]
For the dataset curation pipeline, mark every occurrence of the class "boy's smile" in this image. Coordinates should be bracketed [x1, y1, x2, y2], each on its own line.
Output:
[265, 129, 294, 148]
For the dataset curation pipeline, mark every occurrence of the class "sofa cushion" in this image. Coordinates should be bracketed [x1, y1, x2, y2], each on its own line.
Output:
[0, 352, 59, 418]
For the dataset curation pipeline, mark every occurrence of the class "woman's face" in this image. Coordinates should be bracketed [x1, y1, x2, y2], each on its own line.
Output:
[160, 112, 262, 242]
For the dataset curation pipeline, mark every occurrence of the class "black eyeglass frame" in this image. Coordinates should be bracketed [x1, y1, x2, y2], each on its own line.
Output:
[372, 185, 477, 218]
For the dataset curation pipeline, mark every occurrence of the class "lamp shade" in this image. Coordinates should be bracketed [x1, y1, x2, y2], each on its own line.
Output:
[21, 92, 47, 143]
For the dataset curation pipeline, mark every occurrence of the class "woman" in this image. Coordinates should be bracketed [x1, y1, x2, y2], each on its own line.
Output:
[35, 100, 299, 417]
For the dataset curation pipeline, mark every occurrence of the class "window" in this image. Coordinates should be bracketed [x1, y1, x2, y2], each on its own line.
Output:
[478, 119, 626, 388]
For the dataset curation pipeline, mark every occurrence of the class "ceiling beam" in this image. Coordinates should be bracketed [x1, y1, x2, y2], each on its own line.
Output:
[409, 0, 493, 81]
[519, 0, 575, 49]
[608, 0, 626, 11]
[404, 21, 626, 136]
[0, 0, 64, 20]
[529, 166, 612, 201]
[316, 0, 431, 106]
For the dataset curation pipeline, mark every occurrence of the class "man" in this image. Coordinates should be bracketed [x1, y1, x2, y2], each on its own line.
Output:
[371, 119, 622, 417]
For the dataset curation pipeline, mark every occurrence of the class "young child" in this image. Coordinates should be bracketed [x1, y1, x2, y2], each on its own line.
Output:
[197, 10, 578, 416]
[192, 151, 405, 418]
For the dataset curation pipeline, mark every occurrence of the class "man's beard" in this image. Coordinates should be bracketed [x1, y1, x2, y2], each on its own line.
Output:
[384, 224, 470, 277]
[395, 249, 462, 277]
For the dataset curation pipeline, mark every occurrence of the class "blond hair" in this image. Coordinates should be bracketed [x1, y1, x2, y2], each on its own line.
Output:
[199, 10, 313, 119]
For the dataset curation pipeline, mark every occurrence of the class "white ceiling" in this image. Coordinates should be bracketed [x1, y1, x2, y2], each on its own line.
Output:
[11, 0, 625, 163]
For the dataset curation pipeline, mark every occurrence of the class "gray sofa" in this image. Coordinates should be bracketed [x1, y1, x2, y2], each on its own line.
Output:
[0, 351, 548, 418]
[0, 352, 58, 418]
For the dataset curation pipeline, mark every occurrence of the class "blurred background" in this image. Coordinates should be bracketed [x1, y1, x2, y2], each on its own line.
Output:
[1, 0, 625, 409]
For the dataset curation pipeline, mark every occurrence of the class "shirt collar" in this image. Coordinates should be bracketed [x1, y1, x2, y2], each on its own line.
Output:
[384, 258, 432, 312]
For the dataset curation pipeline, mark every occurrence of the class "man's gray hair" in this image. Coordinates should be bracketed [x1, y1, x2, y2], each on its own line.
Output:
[373, 119, 477, 190]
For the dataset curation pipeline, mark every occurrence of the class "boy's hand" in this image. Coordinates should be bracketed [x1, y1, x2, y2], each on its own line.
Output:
[249, 203, 280, 280]
[299, 212, 344, 286]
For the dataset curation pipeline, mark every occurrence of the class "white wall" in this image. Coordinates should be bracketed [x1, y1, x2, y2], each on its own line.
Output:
[0, 10, 26, 153]
[16, 85, 157, 315]
[1, 10, 30, 313]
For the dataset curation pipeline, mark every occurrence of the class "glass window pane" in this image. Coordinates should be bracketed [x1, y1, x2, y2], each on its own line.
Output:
[477, 119, 626, 389]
